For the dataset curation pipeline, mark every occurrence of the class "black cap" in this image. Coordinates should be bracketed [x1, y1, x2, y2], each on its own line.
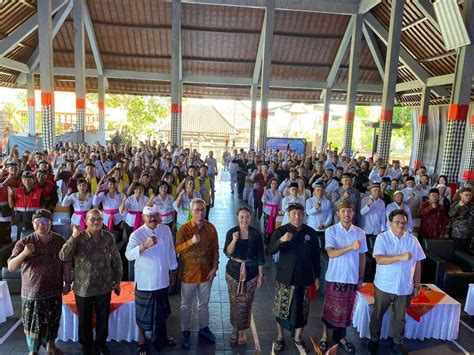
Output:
[313, 182, 325, 188]
[289, 182, 299, 189]
[22, 170, 35, 179]
[32, 209, 52, 221]
[286, 203, 305, 212]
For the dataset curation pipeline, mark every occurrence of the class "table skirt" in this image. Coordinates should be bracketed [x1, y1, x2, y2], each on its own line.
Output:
[57, 301, 139, 342]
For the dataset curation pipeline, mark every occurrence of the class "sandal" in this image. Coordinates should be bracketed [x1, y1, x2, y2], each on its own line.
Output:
[137, 344, 148, 355]
[294, 339, 310, 354]
[238, 332, 247, 345]
[230, 330, 238, 344]
[318, 339, 329, 352]
[339, 340, 356, 353]
[273, 338, 285, 352]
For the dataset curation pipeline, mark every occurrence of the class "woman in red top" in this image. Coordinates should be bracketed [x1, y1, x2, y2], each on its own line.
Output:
[418, 188, 449, 239]
[250, 163, 273, 220]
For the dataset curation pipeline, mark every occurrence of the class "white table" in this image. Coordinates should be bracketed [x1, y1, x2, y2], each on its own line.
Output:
[0, 281, 14, 324]
[57, 301, 139, 342]
[465, 284, 474, 316]
[352, 284, 460, 341]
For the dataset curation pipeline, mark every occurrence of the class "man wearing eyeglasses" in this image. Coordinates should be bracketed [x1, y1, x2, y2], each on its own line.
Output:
[175, 198, 219, 349]
[368, 209, 425, 355]
[59, 209, 123, 355]
[125, 206, 178, 353]
[8, 209, 72, 355]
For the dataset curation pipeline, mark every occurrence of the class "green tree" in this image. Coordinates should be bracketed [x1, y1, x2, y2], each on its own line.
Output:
[392, 106, 412, 148]
[87, 93, 171, 142]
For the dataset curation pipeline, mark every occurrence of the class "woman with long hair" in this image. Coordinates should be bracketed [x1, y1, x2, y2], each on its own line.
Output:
[224, 207, 265, 345]
[150, 180, 175, 230]
[93, 177, 125, 241]
[173, 177, 201, 228]
[120, 182, 149, 240]
[261, 178, 282, 245]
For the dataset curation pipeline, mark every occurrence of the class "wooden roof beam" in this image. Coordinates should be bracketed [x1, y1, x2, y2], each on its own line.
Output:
[364, 12, 450, 97]
[0, 0, 68, 57]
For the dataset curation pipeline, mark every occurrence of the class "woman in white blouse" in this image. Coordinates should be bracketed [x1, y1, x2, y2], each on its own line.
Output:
[261, 178, 282, 244]
[62, 178, 93, 231]
[173, 177, 201, 228]
[93, 177, 125, 240]
[150, 180, 175, 230]
[297, 177, 311, 199]
[120, 182, 149, 240]
[306, 182, 332, 235]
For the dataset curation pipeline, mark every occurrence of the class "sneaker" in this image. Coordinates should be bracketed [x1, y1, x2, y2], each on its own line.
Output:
[181, 331, 191, 349]
[198, 326, 216, 343]
[391, 343, 408, 355]
[367, 340, 379, 354]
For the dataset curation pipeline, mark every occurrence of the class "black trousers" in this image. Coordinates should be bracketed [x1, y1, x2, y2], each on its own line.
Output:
[75, 292, 111, 349]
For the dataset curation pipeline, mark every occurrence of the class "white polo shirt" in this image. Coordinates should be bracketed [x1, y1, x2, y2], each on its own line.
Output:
[373, 230, 425, 296]
[324, 223, 368, 284]
[125, 224, 178, 291]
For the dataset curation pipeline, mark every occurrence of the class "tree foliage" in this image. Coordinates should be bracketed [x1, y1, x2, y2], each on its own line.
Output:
[87, 93, 171, 142]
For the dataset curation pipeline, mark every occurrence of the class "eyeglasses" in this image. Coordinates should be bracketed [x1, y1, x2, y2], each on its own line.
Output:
[34, 219, 51, 226]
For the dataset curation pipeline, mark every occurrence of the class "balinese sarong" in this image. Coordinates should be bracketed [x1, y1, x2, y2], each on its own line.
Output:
[135, 287, 171, 341]
[273, 281, 310, 331]
[22, 296, 62, 351]
[322, 281, 357, 328]
[225, 273, 258, 331]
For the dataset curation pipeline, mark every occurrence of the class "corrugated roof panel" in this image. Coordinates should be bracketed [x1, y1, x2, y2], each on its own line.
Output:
[184, 60, 253, 77]
[274, 11, 350, 37]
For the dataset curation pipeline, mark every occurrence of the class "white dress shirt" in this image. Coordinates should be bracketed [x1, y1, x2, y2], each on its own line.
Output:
[62, 193, 93, 225]
[123, 194, 149, 227]
[93, 191, 125, 226]
[125, 224, 178, 291]
[360, 197, 386, 235]
[151, 194, 175, 224]
[324, 223, 368, 284]
[373, 230, 425, 295]
[385, 202, 413, 232]
[306, 196, 332, 232]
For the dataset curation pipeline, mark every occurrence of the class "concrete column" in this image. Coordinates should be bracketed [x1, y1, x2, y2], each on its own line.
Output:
[38, 0, 55, 151]
[98, 75, 105, 144]
[74, 0, 86, 141]
[258, 0, 275, 153]
[376, 0, 405, 163]
[413, 86, 430, 169]
[342, 14, 362, 154]
[249, 84, 257, 150]
[26, 73, 36, 136]
[320, 89, 331, 151]
[171, 0, 182, 146]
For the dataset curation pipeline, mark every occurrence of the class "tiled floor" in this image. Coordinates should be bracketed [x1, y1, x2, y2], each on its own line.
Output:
[0, 180, 473, 354]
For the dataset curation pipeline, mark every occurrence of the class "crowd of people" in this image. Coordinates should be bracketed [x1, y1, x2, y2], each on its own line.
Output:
[0, 139, 472, 355]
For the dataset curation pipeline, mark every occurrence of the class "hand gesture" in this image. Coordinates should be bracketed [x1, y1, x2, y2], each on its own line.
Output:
[63, 283, 71, 295]
[400, 252, 412, 261]
[232, 231, 239, 242]
[144, 236, 157, 249]
[367, 198, 374, 207]
[280, 232, 293, 243]
[351, 240, 361, 250]
[72, 225, 81, 239]
[191, 234, 201, 244]
[23, 243, 35, 256]
[343, 191, 350, 200]
[257, 274, 265, 288]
